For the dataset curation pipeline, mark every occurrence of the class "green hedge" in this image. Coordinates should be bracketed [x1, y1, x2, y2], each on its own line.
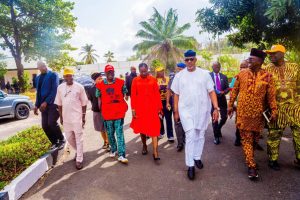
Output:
[0, 126, 51, 190]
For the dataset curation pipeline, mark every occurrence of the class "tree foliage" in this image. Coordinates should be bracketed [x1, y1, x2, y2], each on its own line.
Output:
[0, 0, 76, 90]
[217, 55, 240, 78]
[0, 53, 7, 78]
[196, 0, 300, 51]
[48, 52, 76, 72]
[104, 51, 115, 63]
[79, 44, 99, 64]
[134, 8, 198, 71]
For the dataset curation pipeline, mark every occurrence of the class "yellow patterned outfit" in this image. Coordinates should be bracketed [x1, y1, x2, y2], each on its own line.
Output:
[229, 69, 277, 168]
[264, 62, 300, 162]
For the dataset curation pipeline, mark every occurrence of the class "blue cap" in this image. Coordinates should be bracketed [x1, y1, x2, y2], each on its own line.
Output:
[184, 50, 196, 57]
[176, 62, 186, 69]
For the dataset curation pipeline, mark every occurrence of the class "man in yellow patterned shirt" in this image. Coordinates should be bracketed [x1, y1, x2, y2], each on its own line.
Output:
[264, 45, 300, 170]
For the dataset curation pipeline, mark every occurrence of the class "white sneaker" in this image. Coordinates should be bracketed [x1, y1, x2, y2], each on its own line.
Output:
[109, 152, 116, 158]
[118, 156, 128, 164]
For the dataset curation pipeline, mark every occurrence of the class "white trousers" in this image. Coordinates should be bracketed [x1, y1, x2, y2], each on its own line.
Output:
[65, 131, 83, 163]
[185, 129, 206, 167]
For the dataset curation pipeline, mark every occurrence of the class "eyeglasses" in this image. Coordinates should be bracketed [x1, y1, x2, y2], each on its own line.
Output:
[184, 58, 195, 62]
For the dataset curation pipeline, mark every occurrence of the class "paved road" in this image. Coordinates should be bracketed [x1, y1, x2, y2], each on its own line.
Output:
[21, 110, 300, 200]
[0, 113, 40, 140]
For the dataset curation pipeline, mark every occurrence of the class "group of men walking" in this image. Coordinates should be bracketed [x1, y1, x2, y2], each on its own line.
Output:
[33, 45, 299, 180]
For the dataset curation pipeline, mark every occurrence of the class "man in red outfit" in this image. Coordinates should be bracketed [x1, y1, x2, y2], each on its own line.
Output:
[96, 65, 129, 164]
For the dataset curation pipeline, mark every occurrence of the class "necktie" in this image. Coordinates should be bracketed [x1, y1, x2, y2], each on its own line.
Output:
[216, 74, 221, 91]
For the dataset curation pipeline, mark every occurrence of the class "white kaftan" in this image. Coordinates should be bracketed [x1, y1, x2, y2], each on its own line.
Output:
[171, 67, 214, 132]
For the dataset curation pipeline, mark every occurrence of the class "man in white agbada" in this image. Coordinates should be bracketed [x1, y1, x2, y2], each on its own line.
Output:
[171, 50, 219, 180]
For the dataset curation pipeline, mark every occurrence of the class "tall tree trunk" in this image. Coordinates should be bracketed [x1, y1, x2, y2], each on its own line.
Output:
[14, 56, 25, 92]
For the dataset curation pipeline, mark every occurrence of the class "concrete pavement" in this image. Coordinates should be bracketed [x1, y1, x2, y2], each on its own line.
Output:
[0, 113, 40, 140]
[21, 110, 300, 200]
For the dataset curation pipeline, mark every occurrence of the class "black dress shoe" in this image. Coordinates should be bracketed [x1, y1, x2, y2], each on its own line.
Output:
[294, 159, 300, 168]
[248, 167, 259, 180]
[268, 160, 280, 171]
[214, 137, 220, 145]
[187, 167, 195, 180]
[177, 144, 184, 152]
[194, 160, 203, 169]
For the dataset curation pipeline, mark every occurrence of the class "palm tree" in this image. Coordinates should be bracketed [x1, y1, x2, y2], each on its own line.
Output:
[79, 44, 99, 64]
[133, 8, 198, 70]
[104, 51, 115, 63]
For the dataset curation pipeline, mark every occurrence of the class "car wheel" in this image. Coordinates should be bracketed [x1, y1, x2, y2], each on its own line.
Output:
[15, 103, 30, 120]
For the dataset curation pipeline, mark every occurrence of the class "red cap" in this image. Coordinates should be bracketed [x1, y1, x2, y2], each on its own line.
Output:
[104, 65, 114, 73]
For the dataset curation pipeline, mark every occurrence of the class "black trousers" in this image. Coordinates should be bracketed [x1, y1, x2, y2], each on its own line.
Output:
[160, 100, 174, 138]
[235, 128, 241, 142]
[211, 96, 228, 138]
[41, 104, 64, 145]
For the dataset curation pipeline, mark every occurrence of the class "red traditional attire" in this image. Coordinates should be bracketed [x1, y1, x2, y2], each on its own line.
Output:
[130, 75, 162, 136]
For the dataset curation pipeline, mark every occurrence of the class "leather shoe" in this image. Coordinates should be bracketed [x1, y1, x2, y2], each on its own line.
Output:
[76, 162, 83, 170]
[187, 167, 195, 180]
[248, 167, 259, 180]
[194, 160, 203, 169]
[268, 160, 280, 171]
[177, 144, 184, 152]
[214, 137, 220, 145]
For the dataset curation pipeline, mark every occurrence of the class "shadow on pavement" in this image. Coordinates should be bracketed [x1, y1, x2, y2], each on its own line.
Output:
[22, 120, 300, 200]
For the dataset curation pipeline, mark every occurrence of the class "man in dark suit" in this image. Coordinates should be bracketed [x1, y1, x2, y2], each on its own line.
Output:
[210, 62, 230, 145]
[125, 66, 137, 97]
[34, 61, 64, 150]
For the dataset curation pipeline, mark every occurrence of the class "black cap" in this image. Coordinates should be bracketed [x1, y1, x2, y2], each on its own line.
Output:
[250, 48, 267, 61]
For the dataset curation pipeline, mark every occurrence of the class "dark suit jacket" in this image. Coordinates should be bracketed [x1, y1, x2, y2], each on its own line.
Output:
[125, 73, 137, 96]
[210, 72, 229, 108]
[35, 70, 59, 107]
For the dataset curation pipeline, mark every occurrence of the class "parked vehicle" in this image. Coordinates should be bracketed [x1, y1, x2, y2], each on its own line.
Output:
[0, 90, 34, 120]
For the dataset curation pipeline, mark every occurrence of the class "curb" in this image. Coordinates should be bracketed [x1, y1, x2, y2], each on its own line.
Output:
[0, 147, 64, 200]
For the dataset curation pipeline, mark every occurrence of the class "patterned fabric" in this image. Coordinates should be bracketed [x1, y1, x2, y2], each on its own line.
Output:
[264, 62, 300, 161]
[157, 77, 169, 100]
[228, 69, 277, 132]
[267, 126, 300, 161]
[240, 130, 260, 168]
[264, 62, 300, 128]
[105, 119, 126, 157]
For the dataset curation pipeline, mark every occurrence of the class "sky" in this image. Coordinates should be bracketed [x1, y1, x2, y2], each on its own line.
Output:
[69, 0, 212, 62]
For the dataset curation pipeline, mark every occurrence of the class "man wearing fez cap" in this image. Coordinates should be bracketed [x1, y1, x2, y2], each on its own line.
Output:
[171, 50, 219, 180]
[228, 48, 278, 180]
[264, 45, 300, 170]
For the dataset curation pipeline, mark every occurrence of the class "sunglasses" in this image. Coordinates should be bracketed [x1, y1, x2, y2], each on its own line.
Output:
[184, 58, 195, 62]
